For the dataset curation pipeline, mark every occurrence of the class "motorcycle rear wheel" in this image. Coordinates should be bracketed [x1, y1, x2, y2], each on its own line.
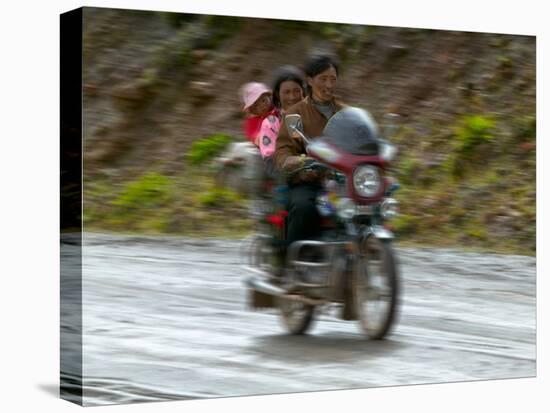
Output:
[277, 296, 316, 335]
[356, 237, 399, 339]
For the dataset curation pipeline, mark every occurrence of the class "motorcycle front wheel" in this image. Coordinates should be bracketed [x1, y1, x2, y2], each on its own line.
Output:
[355, 236, 399, 339]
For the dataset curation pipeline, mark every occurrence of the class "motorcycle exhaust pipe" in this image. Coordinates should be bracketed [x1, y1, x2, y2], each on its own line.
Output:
[245, 275, 326, 306]
[245, 275, 286, 296]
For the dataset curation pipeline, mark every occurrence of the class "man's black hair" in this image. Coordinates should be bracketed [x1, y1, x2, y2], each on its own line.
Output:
[304, 54, 340, 78]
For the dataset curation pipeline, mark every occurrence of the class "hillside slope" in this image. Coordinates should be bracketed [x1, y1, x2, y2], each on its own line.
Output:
[81, 8, 536, 254]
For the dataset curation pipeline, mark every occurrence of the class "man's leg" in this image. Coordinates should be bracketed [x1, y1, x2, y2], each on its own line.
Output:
[286, 184, 321, 245]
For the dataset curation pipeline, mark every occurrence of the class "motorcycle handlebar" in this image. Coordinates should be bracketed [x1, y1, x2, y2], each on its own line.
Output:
[286, 160, 330, 179]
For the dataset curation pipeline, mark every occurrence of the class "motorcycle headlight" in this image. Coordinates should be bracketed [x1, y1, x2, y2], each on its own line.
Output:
[353, 165, 381, 198]
[380, 198, 399, 220]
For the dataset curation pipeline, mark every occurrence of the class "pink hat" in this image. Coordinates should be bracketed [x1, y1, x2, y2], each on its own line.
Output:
[240, 82, 271, 111]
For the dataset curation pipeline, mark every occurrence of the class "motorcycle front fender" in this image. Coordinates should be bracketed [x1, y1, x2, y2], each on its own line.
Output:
[365, 225, 394, 240]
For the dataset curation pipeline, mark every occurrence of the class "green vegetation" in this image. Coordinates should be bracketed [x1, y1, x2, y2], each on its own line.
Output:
[187, 134, 233, 166]
[84, 160, 252, 237]
[197, 187, 243, 208]
[454, 115, 495, 156]
[397, 157, 422, 185]
[84, 116, 535, 253]
[111, 172, 173, 211]
[447, 115, 496, 178]
[84, 131, 251, 236]
[390, 111, 535, 255]
[87, 172, 176, 233]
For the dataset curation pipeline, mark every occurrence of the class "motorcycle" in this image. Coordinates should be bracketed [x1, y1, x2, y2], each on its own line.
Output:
[243, 107, 401, 339]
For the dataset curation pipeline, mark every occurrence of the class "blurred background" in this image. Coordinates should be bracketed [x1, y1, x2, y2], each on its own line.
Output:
[82, 7, 536, 255]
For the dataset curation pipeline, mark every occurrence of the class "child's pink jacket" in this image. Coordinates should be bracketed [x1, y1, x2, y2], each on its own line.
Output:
[256, 109, 281, 158]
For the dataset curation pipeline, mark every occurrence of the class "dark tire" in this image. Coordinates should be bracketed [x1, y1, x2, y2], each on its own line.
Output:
[277, 296, 316, 335]
[355, 237, 399, 339]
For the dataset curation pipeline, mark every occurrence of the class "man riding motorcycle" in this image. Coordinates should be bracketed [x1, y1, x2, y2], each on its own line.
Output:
[246, 94, 401, 338]
[274, 53, 346, 247]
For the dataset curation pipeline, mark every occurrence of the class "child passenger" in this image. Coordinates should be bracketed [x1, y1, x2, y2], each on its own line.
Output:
[239, 82, 282, 160]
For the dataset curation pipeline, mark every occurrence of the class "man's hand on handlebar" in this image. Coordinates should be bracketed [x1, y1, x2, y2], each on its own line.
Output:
[282, 155, 306, 171]
[284, 155, 326, 183]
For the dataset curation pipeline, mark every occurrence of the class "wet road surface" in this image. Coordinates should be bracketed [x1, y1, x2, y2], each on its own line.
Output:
[64, 233, 536, 406]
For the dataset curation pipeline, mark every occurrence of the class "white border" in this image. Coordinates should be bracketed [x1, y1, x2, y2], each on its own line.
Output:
[0, 1, 546, 412]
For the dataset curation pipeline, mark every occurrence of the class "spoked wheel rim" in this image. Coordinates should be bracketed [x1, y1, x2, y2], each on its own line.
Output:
[249, 235, 278, 273]
[277, 295, 315, 335]
[356, 236, 398, 339]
